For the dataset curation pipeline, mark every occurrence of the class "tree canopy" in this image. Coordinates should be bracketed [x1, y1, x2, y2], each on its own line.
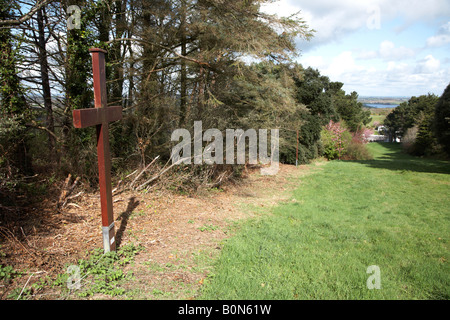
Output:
[384, 93, 444, 155]
[0, 0, 391, 198]
[434, 84, 450, 155]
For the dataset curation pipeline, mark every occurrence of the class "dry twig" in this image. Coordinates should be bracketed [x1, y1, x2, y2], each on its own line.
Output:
[17, 273, 34, 300]
[135, 158, 185, 191]
[130, 155, 160, 189]
[57, 174, 81, 210]
[0, 226, 37, 258]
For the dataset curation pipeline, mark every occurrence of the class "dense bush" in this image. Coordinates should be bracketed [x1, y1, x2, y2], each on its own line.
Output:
[321, 121, 351, 160]
[321, 120, 373, 160]
[342, 139, 373, 161]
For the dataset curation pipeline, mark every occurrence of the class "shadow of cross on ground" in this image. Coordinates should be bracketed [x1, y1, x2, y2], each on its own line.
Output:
[115, 197, 140, 248]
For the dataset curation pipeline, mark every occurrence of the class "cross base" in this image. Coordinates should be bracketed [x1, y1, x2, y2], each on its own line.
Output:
[102, 222, 116, 252]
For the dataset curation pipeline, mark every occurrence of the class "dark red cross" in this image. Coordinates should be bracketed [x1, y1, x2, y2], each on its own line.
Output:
[72, 48, 122, 253]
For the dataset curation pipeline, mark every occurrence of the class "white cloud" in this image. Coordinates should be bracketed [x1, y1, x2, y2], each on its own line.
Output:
[386, 61, 409, 73]
[325, 51, 364, 79]
[379, 41, 416, 60]
[301, 51, 449, 96]
[356, 40, 415, 61]
[263, 0, 450, 50]
[426, 21, 450, 47]
[261, 0, 305, 19]
[426, 34, 450, 47]
[357, 50, 378, 60]
[264, 1, 450, 95]
[415, 55, 441, 73]
[301, 55, 326, 70]
[441, 21, 450, 33]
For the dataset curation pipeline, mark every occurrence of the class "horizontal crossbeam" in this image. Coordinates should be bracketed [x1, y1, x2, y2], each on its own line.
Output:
[73, 106, 122, 128]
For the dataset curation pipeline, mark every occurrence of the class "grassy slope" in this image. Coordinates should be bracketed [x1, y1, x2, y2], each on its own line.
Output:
[369, 115, 386, 127]
[200, 143, 450, 299]
[366, 107, 391, 128]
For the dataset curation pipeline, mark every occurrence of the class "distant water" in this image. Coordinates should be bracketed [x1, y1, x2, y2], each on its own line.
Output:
[363, 103, 399, 108]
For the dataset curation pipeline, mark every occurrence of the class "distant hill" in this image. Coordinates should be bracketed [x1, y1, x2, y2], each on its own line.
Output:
[358, 96, 409, 105]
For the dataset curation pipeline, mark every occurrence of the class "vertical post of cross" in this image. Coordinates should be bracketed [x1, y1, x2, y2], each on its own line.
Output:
[73, 48, 122, 253]
[90, 48, 116, 253]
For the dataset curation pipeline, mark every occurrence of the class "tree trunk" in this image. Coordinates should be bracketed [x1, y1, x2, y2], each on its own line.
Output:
[111, 0, 126, 106]
[179, 0, 187, 126]
[63, 0, 92, 170]
[37, 7, 57, 162]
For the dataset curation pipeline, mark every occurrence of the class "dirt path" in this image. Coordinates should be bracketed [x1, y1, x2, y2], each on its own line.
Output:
[0, 163, 322, 299]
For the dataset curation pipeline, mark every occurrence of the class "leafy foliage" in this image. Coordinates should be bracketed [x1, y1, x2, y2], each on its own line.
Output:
[54, 243, 143, 298]
[321, 120, 372, 161]
[1, 0, 387, 201]
[331, 86, 371, 132]
[0, 0, 32, 177]
[0, 264, 22, 281]
[434, 83, 450, 155]
[384, 93, 442, 155]
[321, 121, 351, 160]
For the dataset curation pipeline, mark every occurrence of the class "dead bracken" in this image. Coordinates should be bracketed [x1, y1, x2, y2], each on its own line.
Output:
[0, 163, 313, 300]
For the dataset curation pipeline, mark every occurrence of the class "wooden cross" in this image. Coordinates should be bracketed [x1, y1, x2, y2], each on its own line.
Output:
[72, 48, 122, 253]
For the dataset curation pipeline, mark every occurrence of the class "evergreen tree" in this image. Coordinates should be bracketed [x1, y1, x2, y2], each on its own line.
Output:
[294, 67, 336, 125]
[0, 0, 32, 175]
[434, 83, 450, 155]
[329, 84, 371, 132]
[384, 94, 439, 153]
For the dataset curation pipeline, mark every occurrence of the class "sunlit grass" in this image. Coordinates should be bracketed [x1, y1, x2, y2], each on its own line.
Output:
[200, 143, 450, 299]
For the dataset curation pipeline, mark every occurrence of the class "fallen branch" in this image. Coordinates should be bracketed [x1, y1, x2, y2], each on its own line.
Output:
[130, 155, 160, 189]
[112, 180, 122, 195]
[66, 203, 81, 209]
[135, 158, 185, 191]
[61, 191, 84, 209]
[206, 171, 232, 189]
[66, 191, 84, 201]
[125, 170, 138, 179]
[57, 174, 81, 210]
[29, 120, 60, 142]
[17, 273, 34, 300]
[20, 227, 33, 248]
[0, 226, 37, 258]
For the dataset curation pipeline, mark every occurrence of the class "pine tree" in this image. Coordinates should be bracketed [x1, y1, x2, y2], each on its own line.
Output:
[434, 83, 450, 155]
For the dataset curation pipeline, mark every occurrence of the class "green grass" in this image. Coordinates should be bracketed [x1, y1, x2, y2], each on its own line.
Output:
[369, 114, 386, 127]
[200, 143, 450, 299]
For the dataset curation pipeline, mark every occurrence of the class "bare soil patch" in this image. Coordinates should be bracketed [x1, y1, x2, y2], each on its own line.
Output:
[0, 163, 320, 299]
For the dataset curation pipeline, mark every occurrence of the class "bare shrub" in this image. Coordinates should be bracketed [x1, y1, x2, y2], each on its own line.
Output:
[402, 126, 419, 153]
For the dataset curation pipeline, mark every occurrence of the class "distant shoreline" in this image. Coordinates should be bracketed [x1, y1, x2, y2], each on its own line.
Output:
[363, 103, 398, 109]
[358, 96, 409, 106]
[362, 102, 399, 105]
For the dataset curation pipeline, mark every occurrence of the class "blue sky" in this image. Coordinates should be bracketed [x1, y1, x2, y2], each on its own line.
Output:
[262, 0, 450, 97]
